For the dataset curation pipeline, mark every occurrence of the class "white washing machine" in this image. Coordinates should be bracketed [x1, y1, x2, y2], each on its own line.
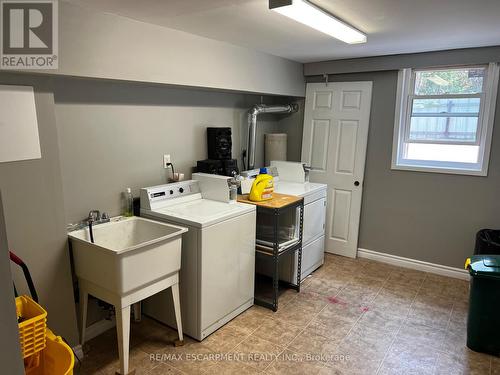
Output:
[140, 174, 256, 341]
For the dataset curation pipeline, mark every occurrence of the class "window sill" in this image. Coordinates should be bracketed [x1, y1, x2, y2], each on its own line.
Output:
[391, 163, 487, 177]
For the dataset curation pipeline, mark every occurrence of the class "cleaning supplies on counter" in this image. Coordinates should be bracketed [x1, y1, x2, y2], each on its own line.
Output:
[249, 168, 274, 201]
[123, 188, 134, 217]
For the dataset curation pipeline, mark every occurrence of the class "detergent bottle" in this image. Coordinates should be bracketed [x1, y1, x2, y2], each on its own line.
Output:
[249, 168, 274, 201]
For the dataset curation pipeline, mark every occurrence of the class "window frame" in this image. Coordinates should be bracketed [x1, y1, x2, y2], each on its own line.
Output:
[405, 68, 484, 146]
[392, 63, 499, 176]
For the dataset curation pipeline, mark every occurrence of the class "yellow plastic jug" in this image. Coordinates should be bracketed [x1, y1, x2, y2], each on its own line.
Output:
[249, 168, 274, 201]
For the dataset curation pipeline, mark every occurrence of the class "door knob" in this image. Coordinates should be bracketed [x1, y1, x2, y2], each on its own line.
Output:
[354, 181, 360, 186]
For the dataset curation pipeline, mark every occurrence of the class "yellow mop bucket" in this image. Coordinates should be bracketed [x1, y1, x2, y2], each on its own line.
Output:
[11, 251, 74, 374]
[25, 329, 74, 375]
[16, 295, 47, 358]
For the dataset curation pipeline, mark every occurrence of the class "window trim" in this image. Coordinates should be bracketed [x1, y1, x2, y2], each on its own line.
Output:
[391, 63, 499, 176]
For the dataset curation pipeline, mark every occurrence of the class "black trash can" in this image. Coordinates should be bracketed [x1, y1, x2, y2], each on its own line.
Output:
[475, 229, 500, 255]
[466, 255, 500, 356]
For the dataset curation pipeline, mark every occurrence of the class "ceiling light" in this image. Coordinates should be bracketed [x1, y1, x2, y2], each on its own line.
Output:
[269, 0, 366, 44]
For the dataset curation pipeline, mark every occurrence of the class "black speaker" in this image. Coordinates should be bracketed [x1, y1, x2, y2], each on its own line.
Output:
[207, 127, 232, 160]
[197, 159, 224, 175]
[222, 159, 239, 177]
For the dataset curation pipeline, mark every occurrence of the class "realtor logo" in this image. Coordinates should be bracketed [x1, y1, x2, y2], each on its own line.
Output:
[1, 0, 58, 69]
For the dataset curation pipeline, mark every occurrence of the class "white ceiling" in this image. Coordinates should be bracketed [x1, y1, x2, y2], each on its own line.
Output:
[71, 0, 500, 63]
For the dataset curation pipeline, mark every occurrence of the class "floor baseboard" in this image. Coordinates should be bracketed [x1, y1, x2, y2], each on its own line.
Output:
[71, 317, 116, 359]
[72, 344, 84, 361]
[84, 317, 116, 342]
[357, 248, 469, 281]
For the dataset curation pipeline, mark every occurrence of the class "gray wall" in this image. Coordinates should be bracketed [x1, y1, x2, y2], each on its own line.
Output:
[0, 72, 302, 343]
[278, 101, 305, 162]
[0, 74, 79, 345]
[304, 46, 500, 75]
[308, 71, 500, 268]
[0, 192, 24, 375]
[32, 1, 305, 97]
[52, 78, 302, 325]
[0, 0, 304, 345]
[52, 78, 302, 224]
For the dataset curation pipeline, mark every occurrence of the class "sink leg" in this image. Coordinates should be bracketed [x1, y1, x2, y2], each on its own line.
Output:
[171, 282, 183, 344]
[132, 302, 142, 322]
[79, 287, 88, 345]
[116, 305, 131, 375]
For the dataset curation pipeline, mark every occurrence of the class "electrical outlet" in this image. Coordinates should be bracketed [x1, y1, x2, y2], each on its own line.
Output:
[163, 154, 171, 168]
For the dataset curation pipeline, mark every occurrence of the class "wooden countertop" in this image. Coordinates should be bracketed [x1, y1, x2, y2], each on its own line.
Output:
[237, 193, 302, 209]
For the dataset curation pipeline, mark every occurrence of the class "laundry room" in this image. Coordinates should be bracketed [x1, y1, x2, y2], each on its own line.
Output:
[1, 1, 500, 375]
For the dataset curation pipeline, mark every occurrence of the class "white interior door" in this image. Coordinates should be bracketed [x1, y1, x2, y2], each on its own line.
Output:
[301, 82, 372, 258]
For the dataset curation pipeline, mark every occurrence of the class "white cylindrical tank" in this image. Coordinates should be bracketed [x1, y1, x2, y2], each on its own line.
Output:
[265, 133, 287, 166]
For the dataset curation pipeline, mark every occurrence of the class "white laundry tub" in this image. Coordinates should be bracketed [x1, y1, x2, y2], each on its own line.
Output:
[69, 216, 187, 295]
[70, 216, 188, 374]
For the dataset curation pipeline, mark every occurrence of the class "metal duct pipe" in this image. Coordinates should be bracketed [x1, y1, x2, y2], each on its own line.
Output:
[246, 103, 299, 170]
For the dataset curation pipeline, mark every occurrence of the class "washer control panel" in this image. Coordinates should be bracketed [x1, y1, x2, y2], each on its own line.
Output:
[140, 180, 200, 210]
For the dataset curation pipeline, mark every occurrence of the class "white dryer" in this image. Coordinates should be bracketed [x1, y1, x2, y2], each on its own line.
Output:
[244, 161, 327, 282]
[140, 175, 256, 341]
[274, 180, 327, 281]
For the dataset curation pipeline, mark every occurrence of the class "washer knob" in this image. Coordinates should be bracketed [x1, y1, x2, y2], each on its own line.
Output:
[169, 190, 174, 195]
[179, 187, 184, 193]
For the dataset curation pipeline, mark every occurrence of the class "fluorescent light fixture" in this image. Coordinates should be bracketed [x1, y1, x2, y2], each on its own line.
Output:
[270, 0, 366, 44]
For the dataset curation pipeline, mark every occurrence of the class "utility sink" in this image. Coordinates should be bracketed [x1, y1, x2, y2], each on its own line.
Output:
[69, 216, 187, 375]
[69, 216, 188, 295]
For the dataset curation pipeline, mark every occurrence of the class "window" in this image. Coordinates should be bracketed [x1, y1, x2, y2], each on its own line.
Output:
[392, 63, 499, 176]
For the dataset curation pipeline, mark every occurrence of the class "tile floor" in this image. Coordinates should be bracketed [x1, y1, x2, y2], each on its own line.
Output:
[75, 254, 498, 374]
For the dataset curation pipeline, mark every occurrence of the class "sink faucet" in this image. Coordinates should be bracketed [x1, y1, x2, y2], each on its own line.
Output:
[88, 210, 100, 223]
[87, 210, 100, 243]
[87, 210, 111, 244]
[87, 210, 110, 224]
[67, 210, 110, 233]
